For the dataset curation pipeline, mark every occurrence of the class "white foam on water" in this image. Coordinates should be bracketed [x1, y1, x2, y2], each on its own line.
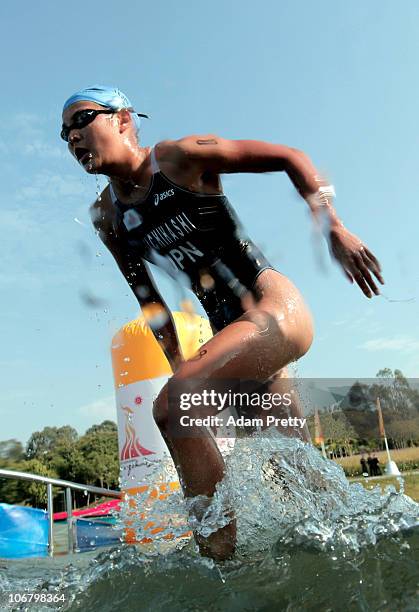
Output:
[114, 429, 419, 555]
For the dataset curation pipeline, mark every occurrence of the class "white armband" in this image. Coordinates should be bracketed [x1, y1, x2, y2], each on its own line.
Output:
[306, 184, 336, 210]
[318, 184, 336, 199]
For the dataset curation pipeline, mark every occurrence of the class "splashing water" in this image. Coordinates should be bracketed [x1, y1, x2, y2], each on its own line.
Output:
[380, 293, 416, 304]
[114, 429, 418, 556]
[73, 217, 87, 227]
[94, 173, 102, 202]
[2, 431, 418, 611]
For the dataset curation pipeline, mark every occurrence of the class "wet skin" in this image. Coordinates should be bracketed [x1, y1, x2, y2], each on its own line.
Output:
[63, 101, 383, 560]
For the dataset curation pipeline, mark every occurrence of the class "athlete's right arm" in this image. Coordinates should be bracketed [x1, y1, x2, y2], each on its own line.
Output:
[90, 197, 184, 372]
[165, 137, 384, 298]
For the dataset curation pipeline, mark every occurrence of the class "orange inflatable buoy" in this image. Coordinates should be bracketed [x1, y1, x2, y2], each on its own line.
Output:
[111, 310, 213, 543]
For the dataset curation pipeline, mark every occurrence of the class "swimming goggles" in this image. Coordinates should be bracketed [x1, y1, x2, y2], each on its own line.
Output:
[61, 108, 149, 142]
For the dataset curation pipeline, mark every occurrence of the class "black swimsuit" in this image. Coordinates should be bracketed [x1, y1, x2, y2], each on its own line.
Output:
[109, 148, 276, 331]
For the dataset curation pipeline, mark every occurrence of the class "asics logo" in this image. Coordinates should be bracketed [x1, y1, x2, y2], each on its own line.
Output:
[153, 189, 175, 206]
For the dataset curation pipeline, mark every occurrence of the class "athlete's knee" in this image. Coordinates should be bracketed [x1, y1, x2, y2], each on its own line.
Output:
[264, 306, 313, 360]
[296, 310, 314, 357]
[285, 319, 314, 361]
[239, 308, 278, 334]
[279, 298, 314, 359]
[238, 306, 312, 365]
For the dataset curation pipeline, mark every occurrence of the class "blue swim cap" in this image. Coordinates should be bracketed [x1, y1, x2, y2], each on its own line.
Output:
[63, 85, 148, 135]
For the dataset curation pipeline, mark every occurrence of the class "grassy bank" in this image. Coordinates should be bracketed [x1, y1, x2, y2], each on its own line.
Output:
[335, 447, 419, 477]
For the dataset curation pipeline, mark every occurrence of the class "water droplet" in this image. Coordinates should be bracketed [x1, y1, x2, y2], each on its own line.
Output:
[95, 173, 102, 201]
[180, 299, 195, 314]
[135, 285, 150, 299]
[200, 273, 215, 290]
[123, 209, 142, 230]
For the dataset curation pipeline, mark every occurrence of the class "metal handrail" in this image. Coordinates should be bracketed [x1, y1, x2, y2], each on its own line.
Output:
[0, 468, 121, 556]
[0, 469, 121, 496]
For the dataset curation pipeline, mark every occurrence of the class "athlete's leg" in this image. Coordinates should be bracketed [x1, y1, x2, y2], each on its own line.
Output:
[258, 368, 312, 442]
[153, 272, 313, 560]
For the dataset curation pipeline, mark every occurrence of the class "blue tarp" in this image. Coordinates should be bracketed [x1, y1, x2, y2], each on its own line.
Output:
[0, 503, 48, 558]
[76, 518, 123, 551]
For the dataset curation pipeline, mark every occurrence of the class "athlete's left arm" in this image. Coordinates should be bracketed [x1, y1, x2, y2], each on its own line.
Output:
[175, 135, 385, 298]
[175, 135, 321, 198]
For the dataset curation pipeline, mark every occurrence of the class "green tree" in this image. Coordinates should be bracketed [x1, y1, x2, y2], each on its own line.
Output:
[85, 420, 117, 436]
[26, 426, 79, 463]
[0, 439, 24, 462]
[376, 368, 393, 379]
[76, 421, 119, 490]
[0, 458, 58, 507]
[50, 442, 85, 483]
[1, 421, 120, 508]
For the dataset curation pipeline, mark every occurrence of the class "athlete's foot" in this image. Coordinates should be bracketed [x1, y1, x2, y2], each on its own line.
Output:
[188, 494, 236, 561]
[194, 521, 237, 561]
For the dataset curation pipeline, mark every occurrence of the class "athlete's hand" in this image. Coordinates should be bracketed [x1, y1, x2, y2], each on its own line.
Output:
[328, 226, 384, 298]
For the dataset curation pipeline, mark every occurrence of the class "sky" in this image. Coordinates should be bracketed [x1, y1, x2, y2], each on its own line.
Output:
[0, 0, 418, 446]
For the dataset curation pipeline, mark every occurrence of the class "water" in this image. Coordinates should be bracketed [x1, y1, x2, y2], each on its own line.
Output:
[1, 432, 418, 611]
[94, 173, 101, 201]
